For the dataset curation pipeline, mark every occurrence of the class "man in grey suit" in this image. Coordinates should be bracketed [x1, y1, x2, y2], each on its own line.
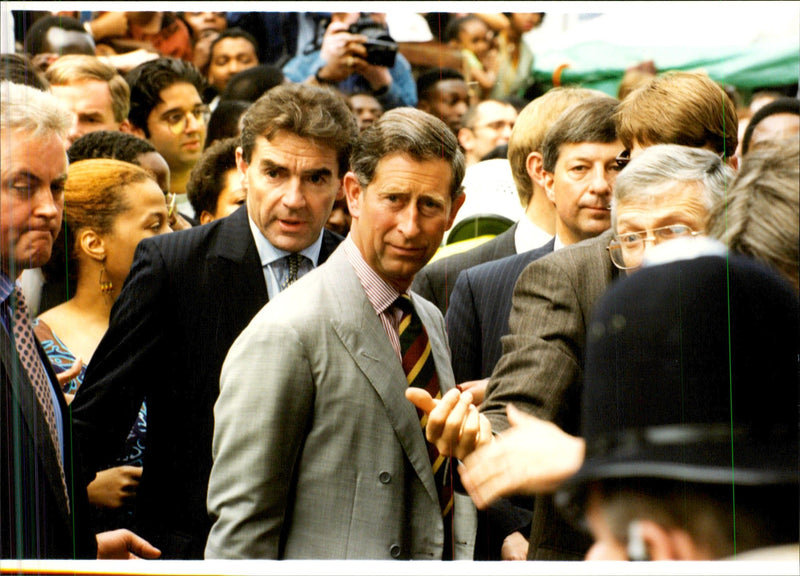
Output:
[206, 108, 477, 559]
[72, 83, 356, 559]
[411, 87, 600, 316]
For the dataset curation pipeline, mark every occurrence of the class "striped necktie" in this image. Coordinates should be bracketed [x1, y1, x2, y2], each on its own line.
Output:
[9, 284, 70, 510]
[396, 295, 454, 555]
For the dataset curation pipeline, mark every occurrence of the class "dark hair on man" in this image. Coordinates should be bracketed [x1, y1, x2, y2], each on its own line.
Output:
[125, 57, 207, 137]
[741, 96, 800, 155]
[186, 137, 239, 217]
[208, 27, 260, 62]
[239, 83, 357, 177]
[351, 107, 465, 200]
[416, 67, 465, 103]
[221, 64, 285, 103]
[542, 95, 620, 172]
[67, 130, 156, 164]
[24, 15, 89, 56]
[205, 99, 249, 149]
[0, 53, 49, 91]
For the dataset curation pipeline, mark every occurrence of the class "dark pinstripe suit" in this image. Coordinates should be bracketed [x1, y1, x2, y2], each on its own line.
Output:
[446, 239, 555, 384]
[71, 205, 342, 559]
[1, 317, 96, 558]
[482, 229, 619, 560]
[444, 239, 554, 559]
[411, 223, 518, 316]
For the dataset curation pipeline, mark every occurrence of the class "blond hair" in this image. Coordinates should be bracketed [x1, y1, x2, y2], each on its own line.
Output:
[508, 87, 601, 207]
[46, 54, 131, 122]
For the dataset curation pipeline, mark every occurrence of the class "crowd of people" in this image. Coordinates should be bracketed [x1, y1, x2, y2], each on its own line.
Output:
[1, 9, 798, 566]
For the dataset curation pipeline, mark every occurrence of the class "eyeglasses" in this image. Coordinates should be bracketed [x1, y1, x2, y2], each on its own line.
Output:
[607, 224, 701, 269]
[615, 149, 631, 170]
[159, 105, 211, 135]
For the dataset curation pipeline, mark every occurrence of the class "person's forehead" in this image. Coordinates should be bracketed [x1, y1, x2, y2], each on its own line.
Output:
[434, 80, 468, 98]
[616, 181, 703, 212]
[154, 82, 202, 110]
[350, 94, 380, 109]
[1, 130, 67, 175]
[476, 101, 515, 122]
[213, 37, 257, 57]
[253, 131, 338, 164]
[556, 140, 620, 162]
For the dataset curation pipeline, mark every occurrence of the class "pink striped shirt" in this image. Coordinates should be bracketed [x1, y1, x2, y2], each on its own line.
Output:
[342, 236, 405, 359]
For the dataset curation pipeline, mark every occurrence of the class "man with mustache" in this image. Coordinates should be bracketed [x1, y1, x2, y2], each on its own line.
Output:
[71, 83, 356, 559]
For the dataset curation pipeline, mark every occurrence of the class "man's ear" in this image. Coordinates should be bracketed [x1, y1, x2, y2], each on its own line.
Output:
[632, 520, 706, 561]
[727, 154, 739, 170]
[526, 151, 546, 189]
[342, 172, 362, 219]
[458, 127, 474, 153]
[543, 170, 556, 205]
[120, 121, 145, 139]
[235, 147, 249, 188]
[445, 192, 467, 231]
[78, 229, 106, 263]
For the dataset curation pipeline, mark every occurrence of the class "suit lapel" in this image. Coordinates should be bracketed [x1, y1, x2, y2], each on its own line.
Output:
[0, 325, 71, 521]
[324, 251, 441, 506]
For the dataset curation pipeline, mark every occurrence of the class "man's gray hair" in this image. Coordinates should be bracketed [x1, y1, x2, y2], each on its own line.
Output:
[612, 144, 734, 232]
[350, 107, 465, 200]
[0, 81, 71, 138]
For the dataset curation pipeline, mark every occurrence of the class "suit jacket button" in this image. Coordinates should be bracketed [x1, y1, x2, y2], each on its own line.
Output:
[390, 544, 401, 558]
[379, 471, 391, 484]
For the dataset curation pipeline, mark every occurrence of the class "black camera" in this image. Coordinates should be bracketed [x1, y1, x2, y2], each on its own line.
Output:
[348, 14, 397, 68]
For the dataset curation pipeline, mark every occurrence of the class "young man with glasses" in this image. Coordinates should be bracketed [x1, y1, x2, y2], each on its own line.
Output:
[125, 58, 210, 219]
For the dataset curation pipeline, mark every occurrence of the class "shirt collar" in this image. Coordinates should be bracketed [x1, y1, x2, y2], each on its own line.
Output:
[514, 217, 554, 253]
[342, 235, 401, 316]
[248, 214, 324, 267]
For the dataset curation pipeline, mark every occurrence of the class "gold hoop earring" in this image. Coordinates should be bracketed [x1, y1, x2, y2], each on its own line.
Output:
[99, 266, 113, 294]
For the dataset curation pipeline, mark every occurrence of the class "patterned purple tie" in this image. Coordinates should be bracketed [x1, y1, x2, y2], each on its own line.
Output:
[10, 284, 70, 509]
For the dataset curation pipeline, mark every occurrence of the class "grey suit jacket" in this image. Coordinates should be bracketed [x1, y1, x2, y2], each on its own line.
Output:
[481, 229, 619, 560]
[411, 223, 518, 316]
[206, 245, 475, 559]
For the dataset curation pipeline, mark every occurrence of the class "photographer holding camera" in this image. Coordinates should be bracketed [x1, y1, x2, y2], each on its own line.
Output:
[282, 13, 417, 110]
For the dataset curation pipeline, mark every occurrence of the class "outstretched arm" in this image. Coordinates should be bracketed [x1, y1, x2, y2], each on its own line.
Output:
[405, 387, 492, 461]
[458, 404, 585, 509]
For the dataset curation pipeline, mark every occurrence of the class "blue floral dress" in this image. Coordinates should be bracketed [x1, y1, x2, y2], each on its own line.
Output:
[34, 318, 146, 529]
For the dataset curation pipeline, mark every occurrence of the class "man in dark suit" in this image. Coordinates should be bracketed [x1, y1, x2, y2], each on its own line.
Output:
[71, 83, 358, 559]
[446, 94, 621, 560]
[411, 86, 599, 316]
[1, 81, 158, 559]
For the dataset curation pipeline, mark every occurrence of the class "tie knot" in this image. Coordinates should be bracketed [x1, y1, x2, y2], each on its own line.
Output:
[282, 253, 304, 288]
[395, 294, 415, 318]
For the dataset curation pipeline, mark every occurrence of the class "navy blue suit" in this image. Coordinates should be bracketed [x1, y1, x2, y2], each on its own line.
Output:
[444, 239, 554, 560]
[412, 223, 518, 316]
[446, 239, 555, 383]
[1, 303, 96, 558]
